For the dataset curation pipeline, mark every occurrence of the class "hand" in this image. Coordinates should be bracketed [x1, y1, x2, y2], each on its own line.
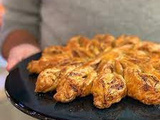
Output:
[7, 44, 40, 71]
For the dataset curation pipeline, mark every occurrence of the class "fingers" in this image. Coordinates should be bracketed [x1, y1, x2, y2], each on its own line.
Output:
[6, 44, 41, 71]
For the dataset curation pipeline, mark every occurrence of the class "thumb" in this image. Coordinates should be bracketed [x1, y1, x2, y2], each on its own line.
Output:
[6, 57, 22, 71]
[6, 44, 41, 71]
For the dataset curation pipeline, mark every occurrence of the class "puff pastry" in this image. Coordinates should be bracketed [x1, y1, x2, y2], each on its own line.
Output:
[27, 34, 160, 109]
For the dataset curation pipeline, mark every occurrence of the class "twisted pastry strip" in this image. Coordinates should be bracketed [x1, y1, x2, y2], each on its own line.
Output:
[54, 64, 97, 102]
[92, 62, 127, 109]
[124, 67, 160, 105]
[27, 46, 72, 73]
[119, 50, 160, 105]
[35, 58, 86, 93]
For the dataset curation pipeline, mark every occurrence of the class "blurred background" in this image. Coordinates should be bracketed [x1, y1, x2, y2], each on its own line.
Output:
[0, 1, 36, 119]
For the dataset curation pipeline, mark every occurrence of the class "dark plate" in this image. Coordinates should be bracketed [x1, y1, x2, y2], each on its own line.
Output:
[5, 53, 160, 120]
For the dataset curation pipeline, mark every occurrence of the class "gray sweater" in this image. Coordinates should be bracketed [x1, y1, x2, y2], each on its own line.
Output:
[1, 0, 160, 49]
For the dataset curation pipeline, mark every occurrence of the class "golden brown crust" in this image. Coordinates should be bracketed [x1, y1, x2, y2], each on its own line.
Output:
[54, 65, 97, 102]
[35, 68, 61, 93]
[124, 68, 160, 105]
[27, 34, 160, 109]
[92, 60, 127, 109]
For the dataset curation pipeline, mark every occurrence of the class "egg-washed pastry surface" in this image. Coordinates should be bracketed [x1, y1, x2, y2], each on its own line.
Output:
[27, 34, 160, 109]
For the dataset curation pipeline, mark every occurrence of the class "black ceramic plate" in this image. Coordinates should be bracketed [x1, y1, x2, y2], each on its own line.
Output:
[5, 53, 160, 120]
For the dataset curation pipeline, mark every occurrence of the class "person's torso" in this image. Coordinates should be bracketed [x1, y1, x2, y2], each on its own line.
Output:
[40, 0, 160, 48]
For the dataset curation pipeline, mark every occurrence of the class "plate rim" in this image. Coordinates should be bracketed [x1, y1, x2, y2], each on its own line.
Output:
[4, 53, 160, 120]
[4, 53, 68, 120]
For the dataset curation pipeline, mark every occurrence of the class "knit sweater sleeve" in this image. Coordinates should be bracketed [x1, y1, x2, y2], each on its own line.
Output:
[0, 0, 41, 49]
